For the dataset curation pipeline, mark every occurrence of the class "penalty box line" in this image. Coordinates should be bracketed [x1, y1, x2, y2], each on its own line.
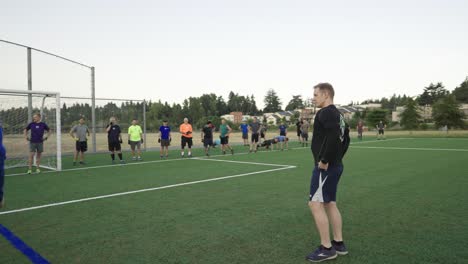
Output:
[0, 160, 296, 216]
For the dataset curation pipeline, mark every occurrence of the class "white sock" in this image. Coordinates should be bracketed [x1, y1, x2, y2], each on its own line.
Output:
[188, 152, 192, 155]
[181, 152, 184, 156]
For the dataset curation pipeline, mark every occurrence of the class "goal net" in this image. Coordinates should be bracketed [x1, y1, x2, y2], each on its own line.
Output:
[0, 89, 62, 172]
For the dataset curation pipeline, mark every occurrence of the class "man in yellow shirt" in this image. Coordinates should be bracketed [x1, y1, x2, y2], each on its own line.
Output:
[128, 118, 143, 161]
[179, 117, 193, 157]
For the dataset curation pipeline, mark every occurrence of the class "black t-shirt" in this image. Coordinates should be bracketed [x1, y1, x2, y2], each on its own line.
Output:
[296, 121, 302, 132]
[202, 125, 213, 139]
[311, 105, 345, 166]
[107, 124, 121, 142]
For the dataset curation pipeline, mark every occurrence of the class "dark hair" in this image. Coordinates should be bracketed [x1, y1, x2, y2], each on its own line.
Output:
[207, 121, 212, 124]
[163, 120, 168, 122]
[314, 82, 335, 99]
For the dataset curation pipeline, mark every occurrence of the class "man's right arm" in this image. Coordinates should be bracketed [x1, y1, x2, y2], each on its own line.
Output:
[23, 124, 30, 141]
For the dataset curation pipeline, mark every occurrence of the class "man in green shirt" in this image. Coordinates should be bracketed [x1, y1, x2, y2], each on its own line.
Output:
[219, 119, 234, 155]
[128, 119, 143, 161]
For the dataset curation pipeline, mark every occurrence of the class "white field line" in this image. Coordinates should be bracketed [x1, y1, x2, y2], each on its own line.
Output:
[5, 151, 263, 177]
[0, 165, 296, 216]
[192, 157, 292, 167]
[287, 137, 410, 151]
[350, 146, 468, 152]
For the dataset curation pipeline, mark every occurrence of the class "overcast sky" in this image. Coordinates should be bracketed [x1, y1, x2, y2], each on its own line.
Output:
[1, 0, 467, 108]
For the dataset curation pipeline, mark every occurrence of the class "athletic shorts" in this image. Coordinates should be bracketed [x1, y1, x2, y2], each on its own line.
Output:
[297, 130, 301, 137]
[301, 132, 309, 140]
[220, 136, 229, 145]
[108, 141, 121, 151]
[76, 141, 88, 152]
[203, 138, 213, 147]
[129, 140, 141, 150]
[161, 139, 170, 147]
[280, 131, 286, 136]
[378, 129, 384, 135]
[260, 132, 265, 139]
[251, 133, 259, 143]
[309, 164, 344, 203]
[29, 142, 44, 153]
[242, 133, 248, 139]
[181, 136, 193, 148]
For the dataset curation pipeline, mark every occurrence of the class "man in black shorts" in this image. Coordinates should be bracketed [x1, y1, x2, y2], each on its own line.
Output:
[70, 117, 90, 165]
[296, 119, 303, 144]
[201, 121, 214, 156]
[106, 117, 125, 164]
[249, 117, 260, 153]
[376, 120, 386, 140]
[306, 83, 348, 262]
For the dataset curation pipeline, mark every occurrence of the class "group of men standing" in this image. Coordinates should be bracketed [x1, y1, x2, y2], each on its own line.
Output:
[1, 82, 353, 264]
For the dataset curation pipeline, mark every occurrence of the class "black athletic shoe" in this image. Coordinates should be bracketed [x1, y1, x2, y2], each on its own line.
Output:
[331, 240, 348, 255]
[306, 245, 337, 262]
[231, 149, 234, 155]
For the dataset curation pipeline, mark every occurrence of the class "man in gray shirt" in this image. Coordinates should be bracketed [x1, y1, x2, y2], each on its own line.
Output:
[249, 117, 260, 153]
[70, 117, 90, 165]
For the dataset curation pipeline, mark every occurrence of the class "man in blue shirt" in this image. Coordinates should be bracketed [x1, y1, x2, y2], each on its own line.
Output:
[23, 113, 50, 174]
[239, 120, 249, 146]
[158, 120, 171, 159]
[0, 123, 6, 208]
[279, 122, 288, 137]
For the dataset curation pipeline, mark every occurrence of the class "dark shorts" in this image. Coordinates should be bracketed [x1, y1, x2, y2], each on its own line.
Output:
[220, 136, 229, 145]
[301, 132, 309, 140]
[129, 140, 141, 150]
[378, 129, 384, 135]
[260, 132, 265, 139]
[76, 141, 88, 152]
[29, 142, 44, 153]
[251, 133, 259, 143]
[280, 131, 286, 136]
[358, 129, 363, 135]
[181, 136, 193, 148]
[161, 139, 170, 147]
[242, 133, 248, 139]
[203, 137, 213, 147]
[297, 130, 301, 137]
[309, 164, 344, 203]
[108, 141, 121, 151]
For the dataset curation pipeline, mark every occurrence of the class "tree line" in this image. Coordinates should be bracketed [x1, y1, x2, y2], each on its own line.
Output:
[350, 77, 468, 130]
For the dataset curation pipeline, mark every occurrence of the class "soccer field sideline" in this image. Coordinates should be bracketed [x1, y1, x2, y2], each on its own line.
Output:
[0, 158, 296, 216]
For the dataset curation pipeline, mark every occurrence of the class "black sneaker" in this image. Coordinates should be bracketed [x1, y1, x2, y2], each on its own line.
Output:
[306, 245, 337, 262]
[331, 240, 348, 255]
[231, 149, 234, 155]
[73, 161, 77, 166]
[79, 161, 85, 165]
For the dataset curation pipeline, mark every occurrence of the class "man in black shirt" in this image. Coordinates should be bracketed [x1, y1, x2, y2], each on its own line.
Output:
[201, 121, 215, 156]
[306, 83, 348, 262]
[296, 119, 303, 144]
[106, 117, 125, 164]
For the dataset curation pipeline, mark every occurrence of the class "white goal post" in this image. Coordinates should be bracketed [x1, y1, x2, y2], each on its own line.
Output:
[0, 89, 62, 171]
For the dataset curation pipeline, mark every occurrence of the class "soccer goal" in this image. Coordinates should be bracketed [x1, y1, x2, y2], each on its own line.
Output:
[0, 89, 62, 172]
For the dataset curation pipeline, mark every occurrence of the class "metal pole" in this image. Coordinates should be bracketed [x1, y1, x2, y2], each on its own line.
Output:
[143, 100, 147, 151]
[27, 47, 32, 123]
[91, 67, 96, 153]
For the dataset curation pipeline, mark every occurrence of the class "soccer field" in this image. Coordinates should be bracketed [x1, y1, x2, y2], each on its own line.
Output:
[1, 137, 468, 263]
